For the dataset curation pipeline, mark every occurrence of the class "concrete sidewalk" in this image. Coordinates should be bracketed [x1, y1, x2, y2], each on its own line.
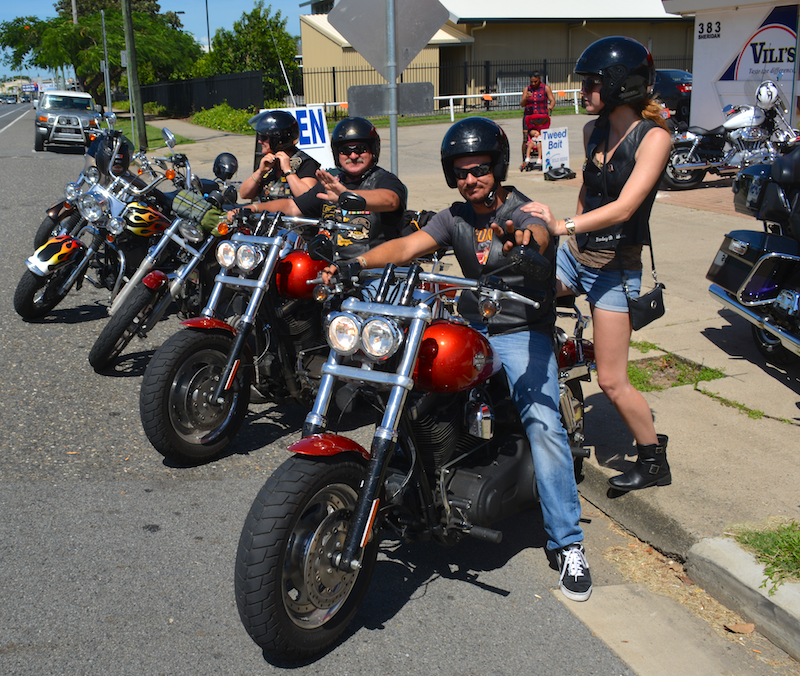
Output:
[153, 114, 800, 663]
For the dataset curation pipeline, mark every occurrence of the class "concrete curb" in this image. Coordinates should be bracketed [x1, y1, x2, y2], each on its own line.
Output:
[686, 537, 800, 663]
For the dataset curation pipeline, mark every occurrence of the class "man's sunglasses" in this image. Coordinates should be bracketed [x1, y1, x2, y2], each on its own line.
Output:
[339, 143, 370, 155]
[453, 163, 492, 180]
[582, 77, 603, 92]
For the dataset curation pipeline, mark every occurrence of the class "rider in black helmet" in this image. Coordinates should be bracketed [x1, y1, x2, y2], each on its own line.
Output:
[323, 116, 594, 603]
[239, 110, 320, 203]
[523, 36, 672, 494]
[245, 116, 407, 260]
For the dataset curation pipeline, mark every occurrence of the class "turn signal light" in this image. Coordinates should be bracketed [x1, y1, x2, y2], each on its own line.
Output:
[166, 169, 176, 180]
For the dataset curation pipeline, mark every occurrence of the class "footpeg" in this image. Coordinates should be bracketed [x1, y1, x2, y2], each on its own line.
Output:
[468, 525, 503, 543]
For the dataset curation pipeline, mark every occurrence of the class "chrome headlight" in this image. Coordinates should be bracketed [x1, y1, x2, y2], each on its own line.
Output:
[84, 166, 101, 185]
[361, 317, 402, 360]
[178, 219, 205, 244]
[65, 182, 81, 202]
[216, 241, 237, 268]
[236, 244, 264, 272]
[326, 312, 362, 355]
[107, 217, 125, 235]
[78, 192, 107, 222]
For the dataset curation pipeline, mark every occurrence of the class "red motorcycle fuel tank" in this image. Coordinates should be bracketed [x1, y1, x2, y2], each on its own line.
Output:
[413, 319, 501, 392]
[124, 202, 171, 237]
[275, 250, 327, 299]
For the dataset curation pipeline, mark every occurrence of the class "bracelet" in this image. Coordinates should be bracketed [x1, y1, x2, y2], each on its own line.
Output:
[564, 218, 576, 236]
[356, 256, 367, 268]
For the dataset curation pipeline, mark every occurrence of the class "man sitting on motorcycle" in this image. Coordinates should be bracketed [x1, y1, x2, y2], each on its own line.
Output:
[324, 117, 592, 602]
[234, 116, 407, 260]
[239, 110, 320, 202]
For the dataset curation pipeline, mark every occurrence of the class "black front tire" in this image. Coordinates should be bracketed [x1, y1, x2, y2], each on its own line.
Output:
[751, 325, 800, 367]
[661, 147, 706, 190]
[34, 133, 44, 152]
[89, 284, 162, 372]
[235, 455, 378, 661]
[13, 267, 74, 319]
[139, 329, 251, 465]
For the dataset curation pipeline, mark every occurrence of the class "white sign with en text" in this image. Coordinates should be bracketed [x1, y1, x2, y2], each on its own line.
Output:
[263, 106, 335, 170]
[541, 127, 570, 173]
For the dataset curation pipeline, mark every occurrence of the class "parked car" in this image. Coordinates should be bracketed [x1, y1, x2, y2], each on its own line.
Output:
[2, 95, 17, 104]
[653, 69, 692, 124]
[34, 90, 102, 152]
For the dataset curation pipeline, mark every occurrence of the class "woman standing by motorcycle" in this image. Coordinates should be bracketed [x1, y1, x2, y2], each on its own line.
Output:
[239, 110, 319, 205]
[523, 36, 672, 492]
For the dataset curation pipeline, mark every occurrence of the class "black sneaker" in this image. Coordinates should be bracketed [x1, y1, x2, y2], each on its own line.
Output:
[557, 543, 592, 601]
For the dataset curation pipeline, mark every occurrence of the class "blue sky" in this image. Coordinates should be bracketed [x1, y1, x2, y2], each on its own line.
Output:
[1, 0, 305, 78]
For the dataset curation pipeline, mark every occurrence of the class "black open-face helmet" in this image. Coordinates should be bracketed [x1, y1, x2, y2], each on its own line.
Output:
[330, 117, 380, 170]
[248, 110, 299, 153]
[440, 117, 509, 188]
[212, 152, 238, 180]
[575, 36, 655, 108]
[95, 133, 131, 177]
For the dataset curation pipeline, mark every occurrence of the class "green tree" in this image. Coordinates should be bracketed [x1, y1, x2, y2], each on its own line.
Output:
[0, 10, 200, 99]
[202, 1, 299, 101]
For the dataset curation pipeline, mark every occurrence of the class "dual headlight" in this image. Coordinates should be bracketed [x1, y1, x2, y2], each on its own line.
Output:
[216, 240, 264, 272]
[64, 182, 82, 202]
[326, 312, 403, 360]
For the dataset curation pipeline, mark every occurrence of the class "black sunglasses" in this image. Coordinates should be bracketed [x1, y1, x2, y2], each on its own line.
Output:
[339, 143, 370, 155]
[453, 163, 492, 180]
[582, 77, 603, 92]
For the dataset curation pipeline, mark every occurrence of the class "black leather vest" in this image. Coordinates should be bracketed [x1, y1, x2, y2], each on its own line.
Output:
[577, 119, 657, 251]
[451, 188, 556, 335]
[326, 166, 403, 259]
[261, 149, 312, 200]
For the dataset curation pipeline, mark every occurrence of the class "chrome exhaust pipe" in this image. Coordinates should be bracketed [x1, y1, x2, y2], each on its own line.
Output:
[708, 284, 800, 357]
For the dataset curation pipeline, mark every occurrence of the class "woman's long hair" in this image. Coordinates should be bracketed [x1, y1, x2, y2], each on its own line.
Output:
[635, 97, 669, 130]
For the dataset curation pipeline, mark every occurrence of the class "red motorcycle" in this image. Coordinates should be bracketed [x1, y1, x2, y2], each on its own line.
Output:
[234, 250, 595, 660]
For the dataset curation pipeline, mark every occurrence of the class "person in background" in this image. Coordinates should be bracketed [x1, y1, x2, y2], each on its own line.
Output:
[522, 36, 672, 492]
[520, 71, 555, 166]
[239, 110, 319, 203]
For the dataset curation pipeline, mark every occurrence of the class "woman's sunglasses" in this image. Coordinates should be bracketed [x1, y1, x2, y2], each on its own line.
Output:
[453, 163, 492, 180]
[582, 77, 603, 92]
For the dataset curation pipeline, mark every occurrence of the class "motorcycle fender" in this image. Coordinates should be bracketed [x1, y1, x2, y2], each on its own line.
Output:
[289, 433, 370, 462]
[25, 235, 86, 276]
[179, 317, 237, 334]
[46, 200, 71, 220]
[142, 270, 169, 290]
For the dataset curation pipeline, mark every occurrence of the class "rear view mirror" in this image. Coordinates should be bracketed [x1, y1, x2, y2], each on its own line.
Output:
[161, 128, 176, 149]
[338, 191, 367, 212]
[308, 234, 334, 263]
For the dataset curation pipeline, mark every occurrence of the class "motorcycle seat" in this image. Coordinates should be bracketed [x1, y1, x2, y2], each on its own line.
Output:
[770, 145, 800, 184]
[687, 125, 726, 137]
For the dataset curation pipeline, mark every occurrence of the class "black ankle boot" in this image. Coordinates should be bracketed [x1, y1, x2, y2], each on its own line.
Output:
[608, 434, 671, 491]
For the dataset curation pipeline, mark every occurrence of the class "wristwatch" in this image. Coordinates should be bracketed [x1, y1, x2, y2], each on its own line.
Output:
[286, 168, 296, 175]
[564, 218, 576, 236]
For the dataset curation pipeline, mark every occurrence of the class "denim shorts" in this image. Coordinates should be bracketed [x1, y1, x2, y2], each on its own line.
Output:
[555, 241, 642, 312]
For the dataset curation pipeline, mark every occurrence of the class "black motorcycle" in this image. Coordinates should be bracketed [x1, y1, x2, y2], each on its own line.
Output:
[707, 144, 800, 365]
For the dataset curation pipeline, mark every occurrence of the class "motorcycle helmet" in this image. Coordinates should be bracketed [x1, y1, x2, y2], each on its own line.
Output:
[575, 36, 655, 108]
[330, 117, 381, 170]
[213, 152, 239, 180]
[248, 110, 299, 153]
[756, 80, 781, 110]
[440, 117, 509, 188]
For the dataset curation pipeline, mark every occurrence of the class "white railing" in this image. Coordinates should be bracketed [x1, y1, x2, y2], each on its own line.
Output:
[320, 89, 583, 121]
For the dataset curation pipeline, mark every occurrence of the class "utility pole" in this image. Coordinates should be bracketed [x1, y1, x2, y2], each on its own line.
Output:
[121, 0, 147, 150]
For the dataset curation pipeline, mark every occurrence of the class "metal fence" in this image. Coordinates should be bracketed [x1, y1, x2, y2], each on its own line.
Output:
[140, 71, 264, 117]
[301, 55, 693, 120]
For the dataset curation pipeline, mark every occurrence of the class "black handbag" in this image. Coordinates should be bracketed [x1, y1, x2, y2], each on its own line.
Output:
[620, 247, 665, 331]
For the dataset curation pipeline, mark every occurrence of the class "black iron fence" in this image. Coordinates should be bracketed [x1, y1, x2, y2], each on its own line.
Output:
[140, 55, 692, 119]
[140, 71, 264, 117]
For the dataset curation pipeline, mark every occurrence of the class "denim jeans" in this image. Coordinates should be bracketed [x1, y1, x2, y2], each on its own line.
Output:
[479, 326, 584, 551]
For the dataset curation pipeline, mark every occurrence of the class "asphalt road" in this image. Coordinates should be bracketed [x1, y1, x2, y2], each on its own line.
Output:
[0, 105, 637, 674]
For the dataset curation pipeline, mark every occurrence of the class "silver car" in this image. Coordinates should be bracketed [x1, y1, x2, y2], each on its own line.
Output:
[34, 90, 102, 151]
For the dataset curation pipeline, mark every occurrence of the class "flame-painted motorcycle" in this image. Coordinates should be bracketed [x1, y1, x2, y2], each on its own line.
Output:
[138, 200, 366, 465]
[234, 250, 595, 660]
[87, 159, 240, 371]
